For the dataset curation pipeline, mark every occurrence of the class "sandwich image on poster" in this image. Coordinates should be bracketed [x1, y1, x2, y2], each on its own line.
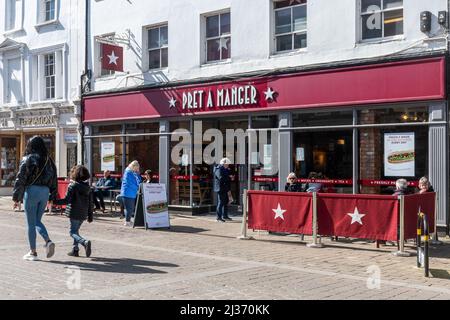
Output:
[384, 133, 415, 177]
[142, 183, 170, 229]
[101, 142, 115, 171]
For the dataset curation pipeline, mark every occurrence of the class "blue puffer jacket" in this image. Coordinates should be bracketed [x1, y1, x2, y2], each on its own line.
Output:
[120, 168, 141, 199]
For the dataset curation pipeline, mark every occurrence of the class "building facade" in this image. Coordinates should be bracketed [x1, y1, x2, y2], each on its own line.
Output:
[83, 0, 450, 230]
[0, 0, 85, 195]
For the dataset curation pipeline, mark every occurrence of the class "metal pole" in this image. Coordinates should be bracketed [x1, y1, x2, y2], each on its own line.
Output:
[307, 192, 324, 248]
[238, 189, 253, 240]
[393, 195, 414, 257]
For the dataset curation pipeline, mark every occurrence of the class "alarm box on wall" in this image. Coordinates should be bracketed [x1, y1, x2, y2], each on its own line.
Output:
[421, 11, 432, 33]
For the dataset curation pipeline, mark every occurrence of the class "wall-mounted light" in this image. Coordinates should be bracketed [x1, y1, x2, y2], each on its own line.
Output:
[401, 114, 409, 121]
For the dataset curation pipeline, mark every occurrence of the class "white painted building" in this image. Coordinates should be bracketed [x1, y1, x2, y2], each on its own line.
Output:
[0, 0, 85, 195]
[84, 0, 450, 230]
[87, 0, 448, 91]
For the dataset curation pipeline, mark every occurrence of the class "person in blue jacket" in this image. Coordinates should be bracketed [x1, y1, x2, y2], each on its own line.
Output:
[214, 158, 233, 222]
[120, 160, 141, 227]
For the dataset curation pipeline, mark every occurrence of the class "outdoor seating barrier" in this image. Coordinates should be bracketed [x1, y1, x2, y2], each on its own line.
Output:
[417, 212, 430, 277]
[239, 190, 436, 257]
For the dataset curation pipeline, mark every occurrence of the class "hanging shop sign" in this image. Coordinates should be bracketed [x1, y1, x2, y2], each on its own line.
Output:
[101, 142, 115, 171]
[384, 133, 415, 177]
[19, 115, 56, 127]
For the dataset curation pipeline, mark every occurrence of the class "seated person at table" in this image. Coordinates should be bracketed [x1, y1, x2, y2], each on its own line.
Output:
[285, 173, 302, 192]
[143, 169, 157, 183]
[392, 178, 409, 196]
[305, 172, 323, 193]
[418, 176, 434, 194]
[94, 170, 116, 212]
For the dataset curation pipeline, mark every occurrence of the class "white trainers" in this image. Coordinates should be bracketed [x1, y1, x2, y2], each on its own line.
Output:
[45, 241, 55, 258]
[123, 221, 133, 227]
[23, 251, 38, 261]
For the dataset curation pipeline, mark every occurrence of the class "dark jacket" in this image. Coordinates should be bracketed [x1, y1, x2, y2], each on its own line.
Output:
[213, 165, 231, 193]
[96, 176, 116, 195]
[285, 183, 302, 192]
[54, 181, 94, 221]
[12, 153, 58, 202]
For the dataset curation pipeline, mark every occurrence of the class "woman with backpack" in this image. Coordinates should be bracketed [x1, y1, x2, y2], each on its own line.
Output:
[12, 136, 58, 261]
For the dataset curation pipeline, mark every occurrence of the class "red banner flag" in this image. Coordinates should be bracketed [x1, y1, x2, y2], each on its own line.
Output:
[101, 43, 123, 72]
[248, 191, 313, 234]
[404, 193, 435, 239]
[317, 194, 399, 241]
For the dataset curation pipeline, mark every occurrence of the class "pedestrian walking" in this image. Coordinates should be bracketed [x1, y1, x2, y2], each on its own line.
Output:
[12, 136, 58, 261]
[214, 158, 232, 222]
[54, 165, 94, 257]
[120, 160, 142, 227]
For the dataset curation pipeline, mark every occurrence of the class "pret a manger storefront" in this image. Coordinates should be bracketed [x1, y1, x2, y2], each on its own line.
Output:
[83, 56, 449, 231]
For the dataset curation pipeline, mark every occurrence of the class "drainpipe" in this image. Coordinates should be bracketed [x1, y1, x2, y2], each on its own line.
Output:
[80, 0, 91, 165]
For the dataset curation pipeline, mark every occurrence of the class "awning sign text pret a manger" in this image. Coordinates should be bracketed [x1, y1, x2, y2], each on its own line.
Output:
[181, 85, 259, 110]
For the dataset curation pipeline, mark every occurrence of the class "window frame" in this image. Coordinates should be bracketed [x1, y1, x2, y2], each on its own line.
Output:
[44, 0, 56, 22]
[204, 11, 231, 64]
[35, 0, 59, 28]
[273, 0, 308, 54]
[359, 0, 404, 43]
[4, 0, 24, 33]
[44, 53, 55, 100]
[146, 24, 169, 70]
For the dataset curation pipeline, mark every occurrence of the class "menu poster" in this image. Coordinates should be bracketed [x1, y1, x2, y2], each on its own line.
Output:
[101, 142, 115, 171]
[384, 133, 415, 177]
[142, 183, 170, 229]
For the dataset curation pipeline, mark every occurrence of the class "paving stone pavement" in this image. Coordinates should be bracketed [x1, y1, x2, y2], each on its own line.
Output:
[1, 196, 450, 300]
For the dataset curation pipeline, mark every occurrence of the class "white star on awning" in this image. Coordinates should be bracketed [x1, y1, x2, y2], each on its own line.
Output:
[168, 97, 177, 108]
[347, 207, 366, 225]
[272, 203, 287, 220]
[263, 87, 276, 101]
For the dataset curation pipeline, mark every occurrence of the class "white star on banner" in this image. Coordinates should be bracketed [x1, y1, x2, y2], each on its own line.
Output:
[263, 87, 276, 101]
[168, 97, 177, 108]
[108, 51, 119, 65]
[272, 203, 287, 220]
[347, 207, 366, 225]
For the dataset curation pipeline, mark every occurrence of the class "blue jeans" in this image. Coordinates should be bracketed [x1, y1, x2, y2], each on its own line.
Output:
[216, 192, 229, 219]
[70, 219, 86, 250]
[23, 185, 50, 250]
[123, 197, 136, 222]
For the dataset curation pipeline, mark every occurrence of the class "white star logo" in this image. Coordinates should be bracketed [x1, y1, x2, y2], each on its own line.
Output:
[347, 207, 366, 225]
[168, 97, 177, 109]
[107, 51, 119, 65]
[272, 203, 287, 220]
[263, 87, 276, 101]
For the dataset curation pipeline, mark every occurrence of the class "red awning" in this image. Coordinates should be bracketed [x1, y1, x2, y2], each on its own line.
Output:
[83, 57, 446, 123]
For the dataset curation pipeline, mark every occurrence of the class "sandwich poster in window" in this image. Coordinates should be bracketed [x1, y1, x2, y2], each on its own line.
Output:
[142, 183, 170, 229]
[101, 142, 115, 171]
[384, 133, 415, 177]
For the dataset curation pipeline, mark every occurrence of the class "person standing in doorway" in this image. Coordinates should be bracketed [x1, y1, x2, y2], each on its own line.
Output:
[214, 158, 232, 222]
[12, 136, 58, 261]
[120, 160, 141, 227]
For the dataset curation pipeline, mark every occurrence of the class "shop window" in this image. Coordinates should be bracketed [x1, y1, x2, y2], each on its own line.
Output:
[360, 0, 403, 41]
[146, 24, 168, 70]
[169, 121, 191, 206]
[274, 0, 307, 53]
[358, 106, 428, 124]
[293, 110, 353, 127]
[293, 130, 353, 194]
[91, 125, 123, 179]
[250, 115, 279, 191]
[359, 125, 428, 195]
[0, 137, 20, 187]
[204, 11, 231, 63]
[125, 122, 160, 183]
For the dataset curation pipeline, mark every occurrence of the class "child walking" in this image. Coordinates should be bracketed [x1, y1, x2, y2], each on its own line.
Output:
[54, 165, 94, 257]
